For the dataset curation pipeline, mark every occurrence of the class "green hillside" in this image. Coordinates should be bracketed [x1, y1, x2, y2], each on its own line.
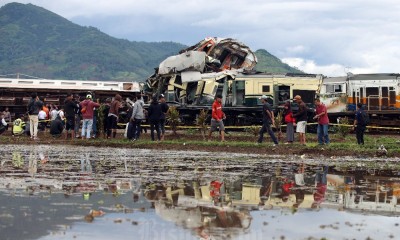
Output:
[0, 2, 302, 81]
[254, 49, 303, 74]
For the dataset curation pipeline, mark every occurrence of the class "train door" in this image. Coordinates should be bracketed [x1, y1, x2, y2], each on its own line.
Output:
[231, 80, 245, 106]
[218, 80, 229, 106]
[388, 86, 397, 109]
[365, 87, 379, 110]
[351, 86, 363, 106]
[380, 86, 397, 110]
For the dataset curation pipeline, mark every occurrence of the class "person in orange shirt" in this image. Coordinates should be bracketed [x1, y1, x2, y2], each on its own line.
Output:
[42, 104, 50, 119]
[208, 95, 226, 142]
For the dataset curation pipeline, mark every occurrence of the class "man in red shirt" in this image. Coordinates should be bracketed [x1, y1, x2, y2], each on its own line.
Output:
[313, 98, 330, 145]
[208, 95, 226, 142]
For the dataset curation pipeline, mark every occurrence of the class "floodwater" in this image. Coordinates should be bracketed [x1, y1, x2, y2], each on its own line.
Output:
[0, 145, 399, 240]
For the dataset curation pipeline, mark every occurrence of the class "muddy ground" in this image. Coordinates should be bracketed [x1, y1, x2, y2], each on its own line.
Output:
[2, 129, 400, 158]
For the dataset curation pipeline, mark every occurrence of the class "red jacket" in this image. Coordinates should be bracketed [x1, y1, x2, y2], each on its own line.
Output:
[284, 112, 296, 124]
[212, 100, 224, 121]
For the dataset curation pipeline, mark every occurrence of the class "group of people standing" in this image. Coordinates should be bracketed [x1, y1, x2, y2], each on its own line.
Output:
[126, 94, 169, 142]
[208, 94, 332, 146]
[257, 94, 330, 146]
[0, 92, 370, 145]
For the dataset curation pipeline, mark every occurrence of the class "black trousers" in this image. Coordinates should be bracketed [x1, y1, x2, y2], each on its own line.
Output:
[356, 126, 365, 145]
[150, 120, 160, 141]
[127, 119, 142, 140]
[258, 121, 278, 144]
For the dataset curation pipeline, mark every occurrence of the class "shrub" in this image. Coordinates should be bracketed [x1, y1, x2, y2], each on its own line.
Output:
[274, 110, 284, 140]
[195, 109, 209, 140]
[334, 117, 351, 138]
[246, 125, 261, 138]
[166, 106, 180, 135]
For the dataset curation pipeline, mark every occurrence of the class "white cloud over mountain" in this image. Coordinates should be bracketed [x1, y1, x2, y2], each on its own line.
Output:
[2, 0, 400, 76]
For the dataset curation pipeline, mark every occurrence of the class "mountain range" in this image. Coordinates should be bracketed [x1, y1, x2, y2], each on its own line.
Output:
[0, 2, 303, 81]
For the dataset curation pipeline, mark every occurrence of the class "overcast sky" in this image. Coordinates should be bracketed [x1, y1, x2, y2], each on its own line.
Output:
[2, 0, 400, 77]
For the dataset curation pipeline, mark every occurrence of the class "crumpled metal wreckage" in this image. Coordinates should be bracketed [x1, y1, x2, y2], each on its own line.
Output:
[146, 37, 257, 96]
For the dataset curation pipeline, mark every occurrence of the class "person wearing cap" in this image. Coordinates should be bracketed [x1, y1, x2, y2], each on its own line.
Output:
[159, 94, 169, 141]
[208, 94, 226, 142]
[257, 95, 278, 146]
[79, 94, 100, 139]
[293, 95, 308, 145]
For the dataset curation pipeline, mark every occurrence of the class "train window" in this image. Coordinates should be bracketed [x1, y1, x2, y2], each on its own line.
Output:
[82, 83, 98, 86]
[334, 85, 342, 92]
[104, 83, 119, 87]
[61, 82, 76, 85]
[123, 83, 133, 90]
[262, 85, 270, 92]
[326, 85, 334, 92]
[18, 80, 33, 84]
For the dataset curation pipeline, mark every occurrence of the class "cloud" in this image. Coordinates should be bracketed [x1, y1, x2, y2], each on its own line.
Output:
[2, 0, 400, 75]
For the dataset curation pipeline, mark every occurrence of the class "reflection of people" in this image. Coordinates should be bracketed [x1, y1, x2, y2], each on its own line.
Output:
[312, 166, 328, 209]
[293, 95, 307, 145]
[293, 163, 306, 208]
[313, 98, 330, 145]
[210, 180, 223, 205]
[208, 95, 226, 142]
[257, 95, 278, 146]
[280, 177, 294, 202]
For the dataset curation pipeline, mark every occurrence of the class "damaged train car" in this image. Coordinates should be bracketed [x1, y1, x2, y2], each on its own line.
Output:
[145, 37, 400, 127]
[145, 37, 319, 125]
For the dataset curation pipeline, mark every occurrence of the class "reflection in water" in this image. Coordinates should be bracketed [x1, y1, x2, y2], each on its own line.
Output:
[0, 145, 399, 239]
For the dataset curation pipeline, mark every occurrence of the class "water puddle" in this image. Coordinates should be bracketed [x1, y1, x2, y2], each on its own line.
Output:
[0, 144, 399, 239]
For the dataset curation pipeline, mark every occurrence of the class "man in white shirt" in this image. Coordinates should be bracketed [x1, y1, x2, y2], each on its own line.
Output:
[38, 109, 47, 131]
[0, 113, 8, 135]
